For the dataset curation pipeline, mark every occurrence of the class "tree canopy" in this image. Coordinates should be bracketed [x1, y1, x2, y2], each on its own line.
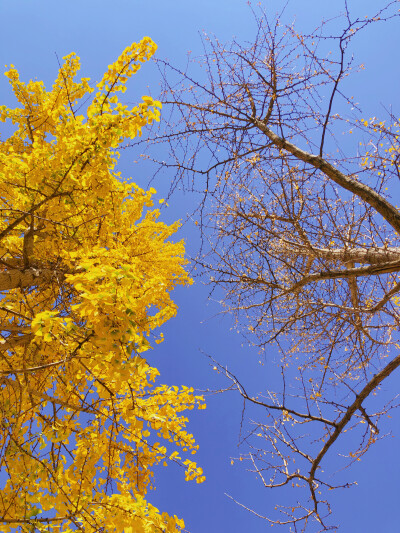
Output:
[141, 3, 400, 530]
[0, 39, 204, 532]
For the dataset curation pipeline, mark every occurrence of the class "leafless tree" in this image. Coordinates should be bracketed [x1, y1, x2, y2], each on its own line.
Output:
[136, 2, 400, 530]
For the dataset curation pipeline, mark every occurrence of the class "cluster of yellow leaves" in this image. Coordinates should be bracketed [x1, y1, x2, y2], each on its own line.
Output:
[0, 38, 205, 532]
[359, 117, 400, 176]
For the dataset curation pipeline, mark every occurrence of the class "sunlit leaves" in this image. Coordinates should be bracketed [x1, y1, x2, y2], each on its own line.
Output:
[0, 39, 204, 532]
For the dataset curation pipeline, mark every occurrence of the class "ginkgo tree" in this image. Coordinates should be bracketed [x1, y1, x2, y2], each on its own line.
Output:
[0, 38, 205, 532]
[140, 2, 400, 530]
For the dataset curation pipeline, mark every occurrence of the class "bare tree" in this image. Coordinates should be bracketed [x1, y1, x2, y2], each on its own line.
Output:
[137, 2, 400, 530]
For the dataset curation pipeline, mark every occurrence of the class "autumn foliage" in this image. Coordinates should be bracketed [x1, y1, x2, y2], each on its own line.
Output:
[0, 39, 204, 532]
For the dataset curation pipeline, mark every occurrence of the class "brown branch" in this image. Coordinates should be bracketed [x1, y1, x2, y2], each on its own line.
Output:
[253, 118, 400, 234]
[274, 243, 400, 265]
[309, 351, 400, 481]
[0, 358, 67, 374]
[0, 334, 33, 351]
[0, 191, 68, 243]
[288, 259, 400, 292]
[0, 517, 69, 524]
[0, 267, 58, 292]
[213, 358, 337, 428]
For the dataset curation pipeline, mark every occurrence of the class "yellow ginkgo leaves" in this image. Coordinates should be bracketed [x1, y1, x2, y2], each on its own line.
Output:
[0, 38, 204, 533]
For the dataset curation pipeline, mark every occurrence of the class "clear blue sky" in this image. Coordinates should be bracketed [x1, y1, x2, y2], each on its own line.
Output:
[1, 1, 399, 532]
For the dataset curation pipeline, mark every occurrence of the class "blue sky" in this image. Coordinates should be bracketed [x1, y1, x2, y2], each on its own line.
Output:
[1, 1, 399, 532]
